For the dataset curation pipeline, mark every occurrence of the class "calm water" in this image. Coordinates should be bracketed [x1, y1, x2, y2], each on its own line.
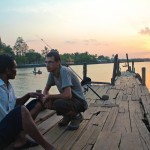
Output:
[10, 62, 150, 98]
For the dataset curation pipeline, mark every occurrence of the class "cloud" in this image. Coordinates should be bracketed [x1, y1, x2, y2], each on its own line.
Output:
[65, 39, 109, 47]
[65, 41, 77, 44]
[139, 27, 150, 35]
[82, 39, 105, 46]
[65, 39, 99, 45]
[82, 39, 98, 45]
[26, 39, 38, 43]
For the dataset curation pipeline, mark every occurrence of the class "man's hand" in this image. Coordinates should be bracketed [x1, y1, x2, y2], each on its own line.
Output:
[41, 95, 55, 109]
[44, 101, 53, 109]
[41, 95, 49, 104]
[28, 92, 44, 99]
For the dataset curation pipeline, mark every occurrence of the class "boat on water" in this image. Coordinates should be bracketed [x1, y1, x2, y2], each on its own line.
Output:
[122, 64, 128, 67]
[122, 62, 128, 67]
[33, 67, 42, 74]
[33, 70, 42, 74]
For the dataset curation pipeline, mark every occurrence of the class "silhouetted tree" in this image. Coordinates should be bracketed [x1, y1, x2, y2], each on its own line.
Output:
[13, 37, 28, 56]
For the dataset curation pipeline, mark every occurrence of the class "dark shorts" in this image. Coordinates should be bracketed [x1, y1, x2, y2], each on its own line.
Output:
[0, 99, 38, 145]
[53, 98, 88, 115]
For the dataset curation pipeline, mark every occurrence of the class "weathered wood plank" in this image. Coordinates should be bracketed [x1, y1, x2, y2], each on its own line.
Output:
[54, 120, 88, 150]
[120, 133, 143, 150]
[38, 113, 62, 134]
[93, 131, 121, 150]
[35, 109, 56, 125]
[71, 110, 110, 150]
[102, 107, 118, 131]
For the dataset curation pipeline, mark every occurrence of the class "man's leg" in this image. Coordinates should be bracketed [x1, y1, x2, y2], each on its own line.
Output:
[26, 99, 44, 120]
[14, 99, 44, 147]
[0, 106, 55, 150]
[17, 106, 54, 150]
[53, 99, 85, 130]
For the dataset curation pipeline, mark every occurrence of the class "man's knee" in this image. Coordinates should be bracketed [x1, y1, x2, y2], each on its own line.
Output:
[53, 99, 68, 115]
[21, 105, 30, 118]
[53, 99, 65, 109]
[26, 99, 39, 111]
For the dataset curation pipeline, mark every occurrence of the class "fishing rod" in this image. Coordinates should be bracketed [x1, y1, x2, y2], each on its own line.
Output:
[35, 35, 53, 50]
[68, 65, 109, 100]
[35, 36, 109, 100]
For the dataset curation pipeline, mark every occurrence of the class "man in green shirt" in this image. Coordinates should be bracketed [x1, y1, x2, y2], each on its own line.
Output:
[42, 51, 88, 130]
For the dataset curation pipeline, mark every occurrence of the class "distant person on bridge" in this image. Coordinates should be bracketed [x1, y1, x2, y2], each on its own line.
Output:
[42, 51, 88, 130]
[0, 54, 55, 150]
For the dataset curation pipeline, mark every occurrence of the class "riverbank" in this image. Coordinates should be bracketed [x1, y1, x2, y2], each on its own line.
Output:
[17, 59, 150, 68]
[17, 62, 101, 68]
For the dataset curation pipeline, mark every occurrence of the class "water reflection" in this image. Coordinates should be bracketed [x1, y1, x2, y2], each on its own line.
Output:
[10, 62, 150, 97]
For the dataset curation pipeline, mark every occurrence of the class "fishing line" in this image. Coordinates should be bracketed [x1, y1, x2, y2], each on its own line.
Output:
[35, 35, 53, 49]
[68, 65, 109, 100]
[34, 36, 109, 100]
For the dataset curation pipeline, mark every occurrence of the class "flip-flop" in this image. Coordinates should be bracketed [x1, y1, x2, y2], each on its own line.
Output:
[13, 139, 39, 150]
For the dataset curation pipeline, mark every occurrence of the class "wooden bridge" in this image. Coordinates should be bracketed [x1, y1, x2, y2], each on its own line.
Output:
[4, 70, 150, 150]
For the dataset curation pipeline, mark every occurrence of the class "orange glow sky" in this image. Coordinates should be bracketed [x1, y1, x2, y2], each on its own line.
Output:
[1, 0, 150, 58]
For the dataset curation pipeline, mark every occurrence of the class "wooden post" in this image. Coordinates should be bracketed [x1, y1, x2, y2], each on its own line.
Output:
[116, 59, 119, 75]
[132, 61, 134, 72]
[83, 63, 87, 80]
[111, 54, 118, 85]
[116, 59, 121, 76]
[142, 67, 146, 85]
[128, 66, 131, 72]
[126, 53, 130, 71]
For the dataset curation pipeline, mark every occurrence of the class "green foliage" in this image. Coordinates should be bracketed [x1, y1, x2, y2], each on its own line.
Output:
[13, 37, 28, 56]
[41, 46, 49, 57]
[61, 52, 98, 64]
[15, 55, 27, 64]
[98, 55, 111, 63]
[1, 37, 112, 65]
[25, 51, 43, 64]
[0, 43, 15, 56]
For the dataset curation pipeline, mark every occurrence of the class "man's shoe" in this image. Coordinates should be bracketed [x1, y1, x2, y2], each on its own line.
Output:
[58, 115, 71, 127]
[67, 113, 83, 130]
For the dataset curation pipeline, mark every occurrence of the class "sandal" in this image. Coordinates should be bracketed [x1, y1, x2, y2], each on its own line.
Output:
[13, 139, 39, 150]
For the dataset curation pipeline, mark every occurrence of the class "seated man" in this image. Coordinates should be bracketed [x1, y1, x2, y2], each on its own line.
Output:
[0, 54, 55, 150]
[42, 51, 88, 130]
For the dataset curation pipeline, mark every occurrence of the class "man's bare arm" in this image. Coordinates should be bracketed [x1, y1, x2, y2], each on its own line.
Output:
[42, 86, 72, 104]
[16, 92, 43, 105]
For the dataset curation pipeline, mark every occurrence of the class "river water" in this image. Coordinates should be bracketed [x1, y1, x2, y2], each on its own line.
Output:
[10, 62, 150, 98]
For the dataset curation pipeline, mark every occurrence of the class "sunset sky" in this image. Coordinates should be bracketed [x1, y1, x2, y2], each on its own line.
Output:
[1, 0, 150, 58]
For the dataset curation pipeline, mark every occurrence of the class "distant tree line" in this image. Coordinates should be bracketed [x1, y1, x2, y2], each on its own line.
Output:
[3, 36, 148, 65]
[0, 37, 114, 65]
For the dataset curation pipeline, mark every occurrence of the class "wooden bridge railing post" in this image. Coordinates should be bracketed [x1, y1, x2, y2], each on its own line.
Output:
[111, 54, 118, 85]
[83, 63, 87, 80]
[132, 61, 134, 72]
[142, 67, 146, 86]
[116, 59, 121, 76]
[126, 53, 130, 71]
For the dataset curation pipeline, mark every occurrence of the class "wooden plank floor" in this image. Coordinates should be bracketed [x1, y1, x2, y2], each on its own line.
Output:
[4, 71, 150, 150]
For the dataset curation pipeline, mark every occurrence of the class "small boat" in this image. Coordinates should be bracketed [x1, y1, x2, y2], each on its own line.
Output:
[33, 67, 42, 74]
[33, 70, 42, 74]
[122, 64, 128, 67]
[122, 62, 128, 67]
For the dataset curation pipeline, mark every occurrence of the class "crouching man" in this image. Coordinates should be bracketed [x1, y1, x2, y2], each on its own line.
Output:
[42, 51, 88, 130]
